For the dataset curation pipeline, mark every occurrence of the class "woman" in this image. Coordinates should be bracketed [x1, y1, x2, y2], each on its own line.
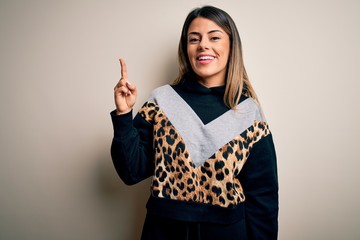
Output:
[111, 5, 278, 240]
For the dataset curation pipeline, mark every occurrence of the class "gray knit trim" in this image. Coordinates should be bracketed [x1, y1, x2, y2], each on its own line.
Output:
[148, 85, 265, 167]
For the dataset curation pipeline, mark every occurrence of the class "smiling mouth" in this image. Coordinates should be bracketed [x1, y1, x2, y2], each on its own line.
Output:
[197, 55, 215, 61]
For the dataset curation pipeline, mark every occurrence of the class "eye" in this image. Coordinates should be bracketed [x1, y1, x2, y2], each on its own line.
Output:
[210, 36, 221, 41]
[189, 37, 200, 43]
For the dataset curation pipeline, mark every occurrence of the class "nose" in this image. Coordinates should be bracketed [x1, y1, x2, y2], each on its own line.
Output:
[198, 38, 209, 50]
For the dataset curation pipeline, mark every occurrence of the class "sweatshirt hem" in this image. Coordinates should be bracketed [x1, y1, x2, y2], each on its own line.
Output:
[146, 195, 244, 224]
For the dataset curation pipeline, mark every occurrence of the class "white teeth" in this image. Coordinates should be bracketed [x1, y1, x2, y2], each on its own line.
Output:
[198, 56, 214, 60]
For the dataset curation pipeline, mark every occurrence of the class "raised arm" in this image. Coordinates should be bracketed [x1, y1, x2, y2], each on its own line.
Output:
[111, 59, 154, 185]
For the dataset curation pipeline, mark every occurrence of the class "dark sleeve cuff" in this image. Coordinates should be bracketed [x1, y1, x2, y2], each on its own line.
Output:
[110, 109, 134, 139]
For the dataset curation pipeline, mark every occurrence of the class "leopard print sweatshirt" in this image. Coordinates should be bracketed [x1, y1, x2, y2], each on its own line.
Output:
[111, 77, 278, 239]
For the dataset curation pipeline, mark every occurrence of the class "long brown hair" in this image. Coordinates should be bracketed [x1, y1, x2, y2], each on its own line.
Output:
[173, 6, 259, 109]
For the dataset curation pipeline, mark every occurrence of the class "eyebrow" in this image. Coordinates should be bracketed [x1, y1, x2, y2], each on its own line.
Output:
[188, 30, 224, 35]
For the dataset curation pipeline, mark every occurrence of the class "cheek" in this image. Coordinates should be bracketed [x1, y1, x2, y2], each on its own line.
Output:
[187, 46, 196, 59]
[219, 38, 230, 56]
[221, 45, 230, 63]
[187, 48, 197, 68]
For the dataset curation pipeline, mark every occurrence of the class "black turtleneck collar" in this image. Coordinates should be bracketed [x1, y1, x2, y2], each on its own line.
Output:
[171, 76, 229, 124]
[179, 75, 226, 97]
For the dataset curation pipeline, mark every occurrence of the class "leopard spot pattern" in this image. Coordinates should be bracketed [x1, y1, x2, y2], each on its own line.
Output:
[139, 102, 270, 208]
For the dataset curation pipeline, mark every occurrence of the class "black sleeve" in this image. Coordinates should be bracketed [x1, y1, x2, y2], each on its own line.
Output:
[110, 110, 154, 185]
[238, 133, 279, 239]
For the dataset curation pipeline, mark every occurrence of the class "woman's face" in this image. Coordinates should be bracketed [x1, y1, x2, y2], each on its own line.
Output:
[187, 17, 230, 87]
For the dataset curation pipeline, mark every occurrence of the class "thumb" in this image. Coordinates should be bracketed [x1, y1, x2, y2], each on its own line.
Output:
[126, 82, 137, 92]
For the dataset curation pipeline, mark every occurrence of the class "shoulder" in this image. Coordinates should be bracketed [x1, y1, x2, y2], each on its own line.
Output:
[147, 84, 174, 102]
[236, 97, 266, 122]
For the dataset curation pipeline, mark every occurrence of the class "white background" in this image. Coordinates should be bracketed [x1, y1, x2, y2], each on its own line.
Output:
[1, 0, 359, 239]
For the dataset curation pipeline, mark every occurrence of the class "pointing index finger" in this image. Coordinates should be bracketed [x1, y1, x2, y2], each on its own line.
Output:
[119, 58, 128, 79]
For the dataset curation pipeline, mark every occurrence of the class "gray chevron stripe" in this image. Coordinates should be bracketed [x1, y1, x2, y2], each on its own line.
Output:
[148, 85, 265, 167]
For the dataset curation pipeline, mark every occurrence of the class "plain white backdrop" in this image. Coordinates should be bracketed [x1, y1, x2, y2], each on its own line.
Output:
[1, 0, 359, 239]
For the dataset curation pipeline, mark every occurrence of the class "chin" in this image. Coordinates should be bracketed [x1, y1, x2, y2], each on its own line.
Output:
[195, 71, 216, 79]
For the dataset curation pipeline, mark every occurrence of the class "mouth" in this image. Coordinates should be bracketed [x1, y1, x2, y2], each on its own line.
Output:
[197, 55, 215, 60]
[196, 55, 215, 64]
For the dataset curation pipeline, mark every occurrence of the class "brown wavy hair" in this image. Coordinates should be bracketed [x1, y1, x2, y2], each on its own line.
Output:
[173, 5, 259, 109]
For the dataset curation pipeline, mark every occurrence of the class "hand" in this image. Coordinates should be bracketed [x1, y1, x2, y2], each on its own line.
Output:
[114, 58, 137, 115]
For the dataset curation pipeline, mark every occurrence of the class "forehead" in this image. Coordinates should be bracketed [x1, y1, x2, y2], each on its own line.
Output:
[187, 17, 224, 34]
